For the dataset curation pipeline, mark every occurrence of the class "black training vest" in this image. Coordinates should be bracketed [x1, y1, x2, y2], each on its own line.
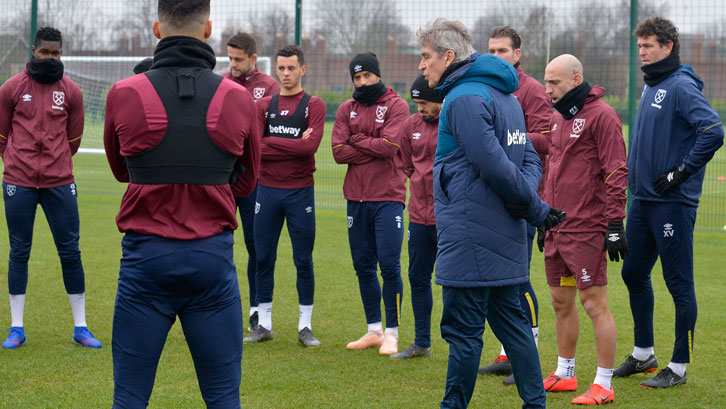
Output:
[263, 93, 311, 139]
[125, 67, 237, 185]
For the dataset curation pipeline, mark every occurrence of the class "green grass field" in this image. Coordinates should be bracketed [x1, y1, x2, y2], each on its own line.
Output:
[0, 120, 723, 407]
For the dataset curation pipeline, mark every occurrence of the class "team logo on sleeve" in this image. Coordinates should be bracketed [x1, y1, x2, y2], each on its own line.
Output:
[570, 118, 586, 138]
[253, 88, 265, 100]
[6, 184, 16, 197]
[347, 216, 354, 228]
[651, 89, 667, 110]
[375, 105, 387, 123]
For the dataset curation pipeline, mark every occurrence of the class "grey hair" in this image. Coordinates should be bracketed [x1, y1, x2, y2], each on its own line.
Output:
[417, 18, 475, 63]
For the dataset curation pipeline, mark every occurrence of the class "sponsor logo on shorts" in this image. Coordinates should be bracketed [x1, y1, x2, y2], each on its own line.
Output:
[663, 223, 674, 237]
[255, 202, 260, 214]
[347, 216, 353, 228]
[581, 268, 591, 283]
[305, 206, 312, 214]
[6, 184, 16, 197]
[70, 183, 76, 196]
[395, 215, 402, 229]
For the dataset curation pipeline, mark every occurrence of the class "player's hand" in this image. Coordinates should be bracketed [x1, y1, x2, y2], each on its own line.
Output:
[541, 206, 566, 231]
[302, 128, 313, 139]
[653, 163, 691, 195]
[603, 220, 629, 262]
[537, 227, 546, 252]
[503, 201, 529, 219]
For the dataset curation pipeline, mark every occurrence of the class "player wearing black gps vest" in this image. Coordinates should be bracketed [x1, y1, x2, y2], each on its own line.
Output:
[243, 45, 326, 348]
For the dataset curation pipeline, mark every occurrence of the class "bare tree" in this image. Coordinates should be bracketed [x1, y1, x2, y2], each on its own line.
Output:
[114, 0, 158, 55]
[249, 9, 294, 56]
[314, 0, 411, 55]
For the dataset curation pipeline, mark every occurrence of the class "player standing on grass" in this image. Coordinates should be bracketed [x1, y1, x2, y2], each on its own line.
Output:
[104, 1, 259, 406]
[478, 25, 552, 385]
[540, 54, 628, 405]
[389, 74, 441, 360]
[243, 45, 326, 348]
[418, 19, 563, 409]
[614, 16, 724, 389]
[225, 31, 280, 332]
[332, 52, 409, 356]
[0, 26, 101, 349]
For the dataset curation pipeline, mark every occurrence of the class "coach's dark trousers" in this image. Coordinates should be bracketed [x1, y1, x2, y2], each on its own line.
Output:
[112, 231, 243, 409]
[440, 285, 545, 409]
[621, 199, 698, 363]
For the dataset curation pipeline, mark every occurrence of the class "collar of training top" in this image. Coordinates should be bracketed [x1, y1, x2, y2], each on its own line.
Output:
[553, 81, 592, 120]
[151, 36, 216, 70]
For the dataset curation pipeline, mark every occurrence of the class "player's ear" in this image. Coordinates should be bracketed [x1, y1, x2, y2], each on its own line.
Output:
[301, 65, 307, 76]
[203, 19, 212, 40]
[152, 21, 162, 40]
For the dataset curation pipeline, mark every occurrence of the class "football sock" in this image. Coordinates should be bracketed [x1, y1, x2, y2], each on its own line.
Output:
[68, 293, 87, 327]
[667, 362, 686, 377]
[632, 346, 655, 361]
[9, 294, 25, 327]
[593, 367, 614, 390]
[298, 304, 313, 331]
[250, 306, 258, 316]
[384, 326, 398, 337]
[258, 302, 272, 331]
[555, 356, 576, 379]
[367, 322, 382, 333]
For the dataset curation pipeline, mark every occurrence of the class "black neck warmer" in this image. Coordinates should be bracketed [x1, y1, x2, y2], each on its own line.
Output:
[641, 53, 681, 87]
[437, 58, 470, 87]
[353, 82, 387, 106]
[553, 81, 592, 120]
[150, 36, 216, 70]
[513, 61, 521, 69]
[27, 58, 64, 84]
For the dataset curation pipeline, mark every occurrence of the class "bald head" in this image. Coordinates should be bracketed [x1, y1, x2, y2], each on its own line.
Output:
[544, 54, 584, 104]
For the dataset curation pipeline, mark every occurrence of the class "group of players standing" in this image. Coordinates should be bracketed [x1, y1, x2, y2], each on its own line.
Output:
[0, 1, 722, 408]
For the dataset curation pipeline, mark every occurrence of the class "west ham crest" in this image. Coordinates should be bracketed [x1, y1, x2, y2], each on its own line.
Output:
[253, 88, 265, 100]
[572, 118, 586, 134]
[52, 91, 65, 106]
[6, 184, 16, 197]
[376, 105, 388, 121]
[654, 89, 667, 104]
[347, 216, 354, 228]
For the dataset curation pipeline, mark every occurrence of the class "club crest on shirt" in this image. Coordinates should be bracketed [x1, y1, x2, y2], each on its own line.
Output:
[570, 118, 586, 138]
[5, 184, 16, 197]
[375, 105, 387, 123]
[253, 88, 265, 100]
[651, 89, 667, 110]
[52, 91, 65, 110]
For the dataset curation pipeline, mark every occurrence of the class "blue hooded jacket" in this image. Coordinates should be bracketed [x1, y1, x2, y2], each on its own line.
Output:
[629, 65, 724, 206]
[433, 53, 550, 288]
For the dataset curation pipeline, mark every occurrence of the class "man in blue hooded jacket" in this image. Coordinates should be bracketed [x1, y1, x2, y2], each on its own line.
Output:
[417, 19, 564, 409]
[614, 16, 724, 389]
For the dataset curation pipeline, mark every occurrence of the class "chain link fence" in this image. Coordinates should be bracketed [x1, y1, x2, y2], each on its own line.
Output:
[0, 0, 724, 231]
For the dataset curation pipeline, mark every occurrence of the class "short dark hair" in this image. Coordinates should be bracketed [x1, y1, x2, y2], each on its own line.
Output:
[489, 26, 521, 50]
[158, 0, 210, 30]
[34, 26, 62, 48]
[276, 44, 304, 66]
[227, 32, 257, 56]
[634, 16, 679, 55]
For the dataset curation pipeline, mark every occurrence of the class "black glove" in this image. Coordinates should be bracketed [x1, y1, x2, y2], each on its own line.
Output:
[541, 207, 566, 231]
[537, 227, 546, 252]
[503, 202, 529, 219]
[653, 163, 691, 195]
[603, 221, 629, 262]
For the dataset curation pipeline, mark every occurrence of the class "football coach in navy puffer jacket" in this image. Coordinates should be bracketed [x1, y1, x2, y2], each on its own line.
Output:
[417, 19, 564, 409]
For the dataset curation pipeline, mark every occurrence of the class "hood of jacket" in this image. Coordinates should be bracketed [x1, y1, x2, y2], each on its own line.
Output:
[436, 53, 519, 98]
